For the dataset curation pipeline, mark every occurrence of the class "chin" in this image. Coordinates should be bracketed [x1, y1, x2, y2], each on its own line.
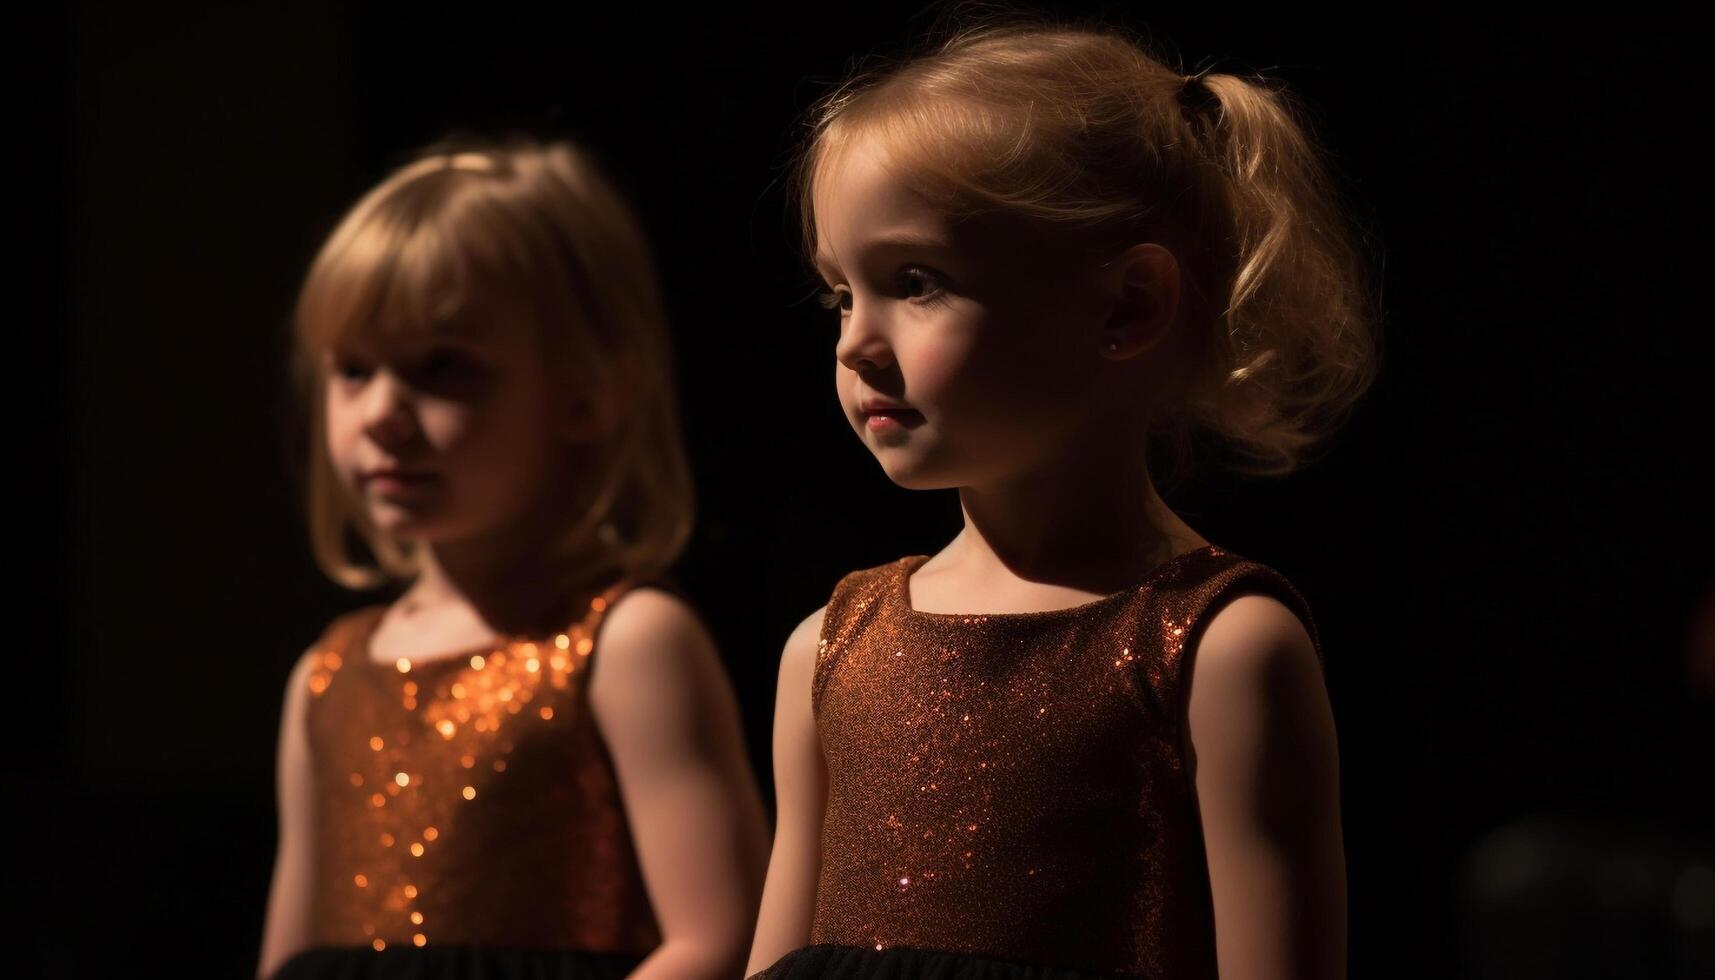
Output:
[365, 503, 458, 541]
[871, 449, 963, 492]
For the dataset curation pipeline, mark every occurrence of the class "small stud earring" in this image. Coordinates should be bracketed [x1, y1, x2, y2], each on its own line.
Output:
[1105, 340, 1120, 352]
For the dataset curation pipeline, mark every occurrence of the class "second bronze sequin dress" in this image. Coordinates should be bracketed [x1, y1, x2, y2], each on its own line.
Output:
[271, 581, 666, 980]
[750, 544, 1323, 980]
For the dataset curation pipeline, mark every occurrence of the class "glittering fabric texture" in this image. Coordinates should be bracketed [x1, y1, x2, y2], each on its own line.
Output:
[300, 582, 660, 955]
[808, 545, 1321, 979]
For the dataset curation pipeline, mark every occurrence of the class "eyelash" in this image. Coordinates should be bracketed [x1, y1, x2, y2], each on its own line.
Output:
[816, 266, 947, 315]
[326, 348, 483, 386]
[330, 357, 372, 381]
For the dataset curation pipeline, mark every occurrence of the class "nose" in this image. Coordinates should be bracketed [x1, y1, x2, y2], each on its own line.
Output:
[833, 298, 893, 373]
[358, 370, 419, 447]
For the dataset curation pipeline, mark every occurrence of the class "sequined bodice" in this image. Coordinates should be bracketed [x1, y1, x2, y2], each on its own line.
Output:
[809, 545, 1320, 978]
[300, 585, 660, 954]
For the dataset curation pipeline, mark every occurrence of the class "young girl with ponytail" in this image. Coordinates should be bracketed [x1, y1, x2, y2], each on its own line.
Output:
[748, 19, 1376, 980]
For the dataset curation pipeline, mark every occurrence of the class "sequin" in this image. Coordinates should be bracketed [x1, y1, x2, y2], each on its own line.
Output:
[807, 546, 1323, 978]
[300, 580, 664, 954]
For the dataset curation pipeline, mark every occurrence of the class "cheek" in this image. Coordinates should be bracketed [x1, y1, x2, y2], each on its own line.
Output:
[899, 330, 980, 404]
[984, 312, 1092, 406]
[920, 324, 1096, 463]
[412, 400, 478, 453]
[909, 326, 1058, 424]
[432, 389, 561, 490]
[322, 392, 362, 468]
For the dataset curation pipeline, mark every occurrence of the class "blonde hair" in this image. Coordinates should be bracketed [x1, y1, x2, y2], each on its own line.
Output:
[292, 138, 693, 590]
[796, 20, 1380, 477]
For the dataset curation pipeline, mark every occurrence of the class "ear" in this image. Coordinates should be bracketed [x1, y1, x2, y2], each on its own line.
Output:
[1097, 243, 1182, 361]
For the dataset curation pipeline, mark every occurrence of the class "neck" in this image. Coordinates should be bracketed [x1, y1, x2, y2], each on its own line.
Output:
[402, 511, 602, 637]
[950, 425, 1198, 593]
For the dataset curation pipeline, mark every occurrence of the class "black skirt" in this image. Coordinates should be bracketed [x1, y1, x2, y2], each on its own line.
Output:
[747, 944, 1142, 980]
[271, 945, 646, 980]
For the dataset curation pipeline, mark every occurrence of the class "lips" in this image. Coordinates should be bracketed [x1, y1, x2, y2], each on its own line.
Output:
[858, 399, 925, 432]
[361, 468, 435, 484]
[360, 468, 439, 495]
[859, 397, 922, 417]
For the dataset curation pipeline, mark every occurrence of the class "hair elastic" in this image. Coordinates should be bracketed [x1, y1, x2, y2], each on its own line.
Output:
[1176, 71, 1221, 123]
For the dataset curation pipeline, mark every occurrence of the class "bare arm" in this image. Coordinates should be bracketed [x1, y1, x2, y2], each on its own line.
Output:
[256, 649, 320, 980]
[589, 588, 772, 980]
[744, 607, 828, 975]
[1187, 595, 1347, 980]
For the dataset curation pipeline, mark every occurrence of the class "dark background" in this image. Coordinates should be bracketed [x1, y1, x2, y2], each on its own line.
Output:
[34, 2, 1711, 977]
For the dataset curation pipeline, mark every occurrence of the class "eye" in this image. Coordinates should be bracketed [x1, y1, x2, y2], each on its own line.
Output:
[420, 347, 479, 378]
[816, 287, 853, 316]
[407, 346, 486, 392]
[327, 353, 373, 383]
[899, 266, 944, 302]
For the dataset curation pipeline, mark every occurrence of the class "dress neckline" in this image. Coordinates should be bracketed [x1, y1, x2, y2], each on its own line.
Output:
[896, 544, 1222, 621]
[352, 607, 533, 671]
[351, 581, 628, 670]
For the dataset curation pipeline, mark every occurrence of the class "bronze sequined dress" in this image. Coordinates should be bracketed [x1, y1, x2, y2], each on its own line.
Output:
[750, 545, 1323, 980]
[271, 581, 665, 980]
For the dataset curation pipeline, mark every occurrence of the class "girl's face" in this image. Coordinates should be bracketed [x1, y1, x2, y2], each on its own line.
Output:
[813, 142, 1113, 490]
[322, 320, 575, 544]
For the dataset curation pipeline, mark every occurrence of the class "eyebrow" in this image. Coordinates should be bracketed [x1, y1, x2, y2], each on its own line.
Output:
[814, 232, 954, 281]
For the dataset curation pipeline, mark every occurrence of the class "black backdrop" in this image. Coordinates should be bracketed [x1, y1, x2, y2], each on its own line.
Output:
[36, 3, 1711, 977]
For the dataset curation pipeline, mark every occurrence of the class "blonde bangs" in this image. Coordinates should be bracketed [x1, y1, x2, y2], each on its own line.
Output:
[801, 84, 1006, 258]
[295, 172, 543, 355]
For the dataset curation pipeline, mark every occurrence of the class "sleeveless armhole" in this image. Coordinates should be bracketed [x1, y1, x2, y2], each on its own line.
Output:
[1167, 559, 1325, 795]
[300, 605, 386, 701]
[576, 574, 691, 694]
[311, 605, 387, 658]
[809, 562, 896, 719]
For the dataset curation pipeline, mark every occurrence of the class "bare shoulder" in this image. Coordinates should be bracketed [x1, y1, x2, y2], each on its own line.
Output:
[1186, 592, 1338, 792]
[1193, 593, 1321, 688]
[278, 644, 324, 715]
[286, 645, 321, 688]
[773, 605, 828, 708]
[281, 607, 377, 707]
[781, 606, 827, 674]
[588, 586, 719, 688]
[598, 586, 709, 647]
